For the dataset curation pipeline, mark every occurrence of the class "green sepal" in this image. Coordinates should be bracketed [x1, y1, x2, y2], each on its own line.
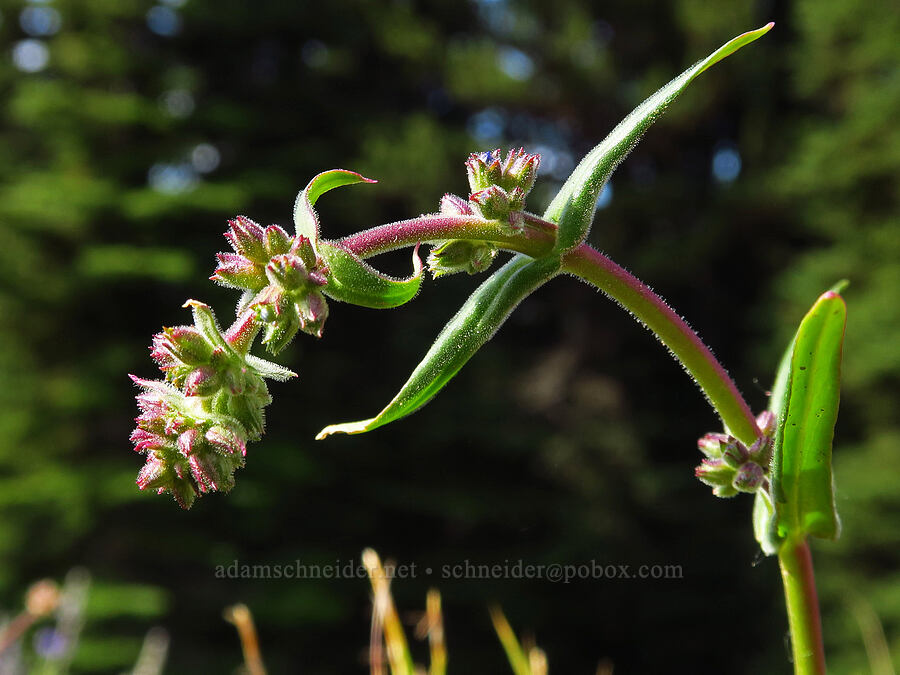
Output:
[245, 354, 297, 382]
[318, 241, 423, 309]
[753, 489, 781, 556]
[317, 254, 561, 438]
[182, 300, 234, 356]
[544, 23, 773, 252]
[292, 169, 376, 244]
[771, 287, 846, 542]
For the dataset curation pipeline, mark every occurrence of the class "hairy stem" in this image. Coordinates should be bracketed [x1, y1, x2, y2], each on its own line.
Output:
[560, 242, 760, 445]
[337, 213, 555, 259]
[779, 538, 827, 675]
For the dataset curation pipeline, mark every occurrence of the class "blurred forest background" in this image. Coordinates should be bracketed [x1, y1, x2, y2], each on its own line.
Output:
[0, 0, 897, 672]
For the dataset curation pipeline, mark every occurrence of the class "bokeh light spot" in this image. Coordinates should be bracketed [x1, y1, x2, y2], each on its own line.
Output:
[146, 6, 181, 37]
[12, 39, 49, 72]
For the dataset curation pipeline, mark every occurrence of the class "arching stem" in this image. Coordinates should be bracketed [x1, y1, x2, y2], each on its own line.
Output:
[560, 242, 760, 445]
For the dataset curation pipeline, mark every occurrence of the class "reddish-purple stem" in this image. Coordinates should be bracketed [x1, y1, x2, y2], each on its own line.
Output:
[338, 214, 555, 258]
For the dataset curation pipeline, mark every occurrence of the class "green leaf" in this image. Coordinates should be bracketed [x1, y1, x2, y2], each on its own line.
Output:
[544, 23, 773, 252]
[318, 242, 423, 309]
[772, 289, 846, 542]
[317, 254, 560, 438]
[292, 169, 376, 243]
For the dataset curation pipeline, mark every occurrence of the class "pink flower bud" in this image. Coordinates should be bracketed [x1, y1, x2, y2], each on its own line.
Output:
[151, 326, 211, 371]
[501, 148, 541, 194]
[224, 216, 267, 264]
[136, 454, 167, 490]
[695, 458, 738, 498]
[732, 462, 765, 493]
[129, 428, 167, 453]
[183, 366, 220, 396]
[177, 428, 202, 456]
[298, 290, 329, 338]
[206, 424, 247, 457]
[212, 253, 266, 292]
[756, 410, 776, 437]
[697, 432, 730, 458]
[265, 254, 309, 291]
[439, 193, 474, 216]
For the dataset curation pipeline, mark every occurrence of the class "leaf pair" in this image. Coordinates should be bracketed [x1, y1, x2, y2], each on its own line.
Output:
[754, 284, 847, 555]
[317, 25, 774, 438]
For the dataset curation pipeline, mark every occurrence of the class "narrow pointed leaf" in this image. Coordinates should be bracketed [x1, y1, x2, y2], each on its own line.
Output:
[772, 289, 846, 542]
[292, 169, 376, 242]
[544, 23, 773, 252]
[317, 254, 560, 438]
[319, 241, 423, 309]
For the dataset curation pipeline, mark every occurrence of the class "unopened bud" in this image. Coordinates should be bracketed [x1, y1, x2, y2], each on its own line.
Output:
[466, 149, 503, 192]
[264, 224, 292, 257]
[748, 436, 774, 468]
[291, 235, 319, 271]
[298, 290, 329, 338]
[695, 458, 738, 498]
[469, 185, 510, 220]
[258, 295, 301, 355]
[177, 428, 202, 456]
[151, 326, 212, 371]
[440, 193, 474, 216]
[213, 253, 266, 292]
[206, 424, 247, 457]
[265, 254, 309, 291]
[756, 410, 776, 437]
[501, 148, 540, 195]
[732, 462, 765, 493]
[224, 216, 268, 264]
[721, 438, 750, 468]
[183, 365, 220, 396]
[188, 452, 235, 494]
[697, 432, 730, 459]
[427, 239, 497, 277]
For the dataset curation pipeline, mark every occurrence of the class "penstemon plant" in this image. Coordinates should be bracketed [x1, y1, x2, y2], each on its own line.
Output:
[130, 23, 846, 674]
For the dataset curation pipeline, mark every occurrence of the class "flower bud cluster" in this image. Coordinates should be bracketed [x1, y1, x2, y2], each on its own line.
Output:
[465, 148, 540, 224]
[131, 377, 248, 508]
[426, 194, 498, 277]
[131, 300, 295, 508]
[694, 411, 776, 498]
[426, 149, 540, 278]
[213, 216, 330, 353]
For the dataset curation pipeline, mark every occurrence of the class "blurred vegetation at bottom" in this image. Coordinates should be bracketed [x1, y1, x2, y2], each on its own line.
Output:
[0, 0, 897, 672]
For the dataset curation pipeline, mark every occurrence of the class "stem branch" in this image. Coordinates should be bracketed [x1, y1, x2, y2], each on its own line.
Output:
[778, 538, 827, 675]
[560, 242, 760, 444]
[337, 213, 555, 259]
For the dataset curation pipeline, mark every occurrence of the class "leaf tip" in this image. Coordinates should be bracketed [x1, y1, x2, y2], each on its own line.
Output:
[341, 170, 378, 185]
[315, 418, 377, 440]
[828, 278, 850, 295]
